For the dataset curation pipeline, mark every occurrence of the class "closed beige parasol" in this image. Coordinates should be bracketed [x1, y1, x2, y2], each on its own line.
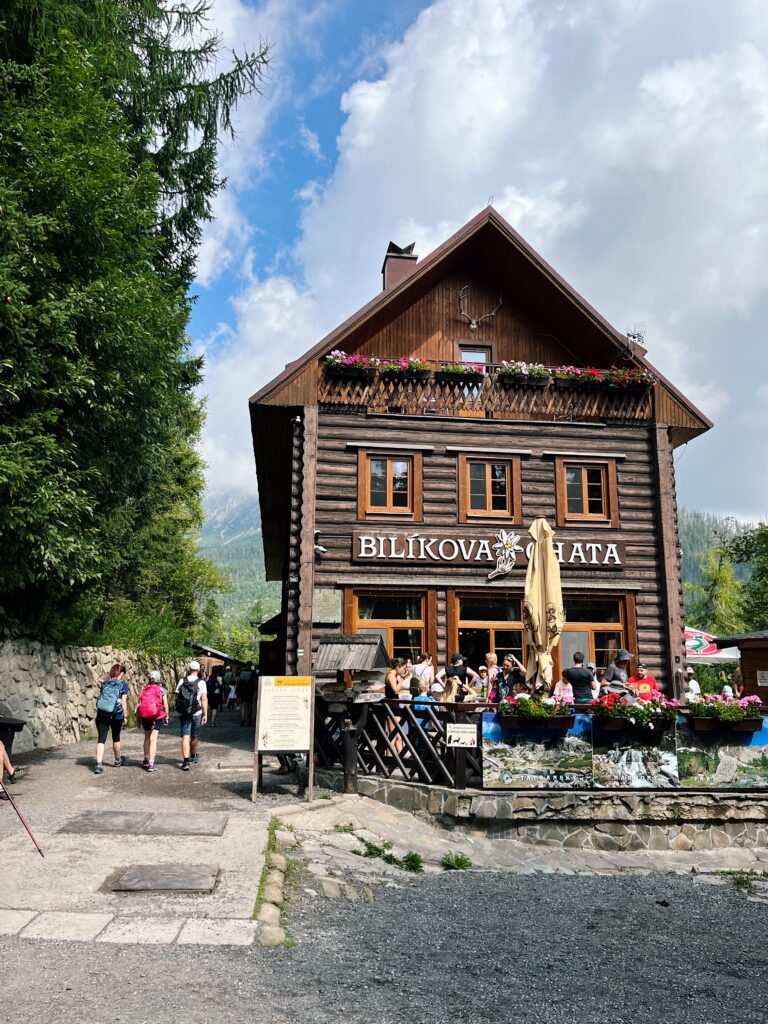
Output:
[523, 518, 565, 693]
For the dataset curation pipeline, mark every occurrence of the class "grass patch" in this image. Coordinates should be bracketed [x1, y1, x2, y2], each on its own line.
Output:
[252, 816, 282, 919]
[280, 857, 302, 948]
[441, 851, 472, 871]
[334, 822, 356, 834]
[718, 869, 762, 895]
[401, 852, 424, 873]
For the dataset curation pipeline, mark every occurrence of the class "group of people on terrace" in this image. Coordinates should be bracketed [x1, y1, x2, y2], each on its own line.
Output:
[383, 648, 725, 709]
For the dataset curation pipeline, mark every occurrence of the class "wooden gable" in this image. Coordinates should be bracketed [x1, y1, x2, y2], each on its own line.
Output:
[250, 207, 711, 444]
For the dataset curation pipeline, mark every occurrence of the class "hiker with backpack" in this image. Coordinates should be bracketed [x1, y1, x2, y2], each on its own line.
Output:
[175, 660, 208, 772]
[136, 669, 169, 773]
[94, 663, 129, 774]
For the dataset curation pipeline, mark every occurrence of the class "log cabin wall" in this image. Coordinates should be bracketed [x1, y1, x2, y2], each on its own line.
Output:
[311, 409, 671, 687]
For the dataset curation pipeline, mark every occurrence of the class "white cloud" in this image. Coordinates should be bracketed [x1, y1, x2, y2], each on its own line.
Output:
[198, 0, 768, 516]
[298, 120, 323, 160]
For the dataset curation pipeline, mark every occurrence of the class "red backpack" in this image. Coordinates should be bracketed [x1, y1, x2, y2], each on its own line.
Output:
[137, 683, 164, 719]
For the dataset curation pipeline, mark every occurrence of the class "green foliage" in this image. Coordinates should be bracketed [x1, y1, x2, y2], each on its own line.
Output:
[0, 4, 269, 649]
[729, 523, 768, 631]
[679, 508, 751, 592]
[441, 851, 472, 871]
[401, 852, 424, 873]
[684, 545, 744, 635]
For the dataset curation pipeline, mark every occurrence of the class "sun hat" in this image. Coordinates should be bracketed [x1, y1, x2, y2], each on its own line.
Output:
[615, 649, 633, 662]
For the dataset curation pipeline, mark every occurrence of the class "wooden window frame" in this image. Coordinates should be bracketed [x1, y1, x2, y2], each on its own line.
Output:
[454, 342, 495, 366]
[458, 454, 522, 524]
[554, 456, 619, 529]
[346, 588, 433, 660]
[555, 594, 635, 678]
[357, 449, 423, 521]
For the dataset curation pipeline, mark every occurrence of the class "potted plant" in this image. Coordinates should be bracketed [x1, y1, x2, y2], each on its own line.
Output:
[379, 357, 432, 379]
[495, 361, 550, 387]
[435, 361, 485, 384]
[552, 365, 583, 388]
[323, 350, 380, 378]
[603, 367, 656, 391]
[687, 694, 764, 732]
[590, 691, 679, 737]
[497, 696, 575, 730]
[575, 366, 607, 389]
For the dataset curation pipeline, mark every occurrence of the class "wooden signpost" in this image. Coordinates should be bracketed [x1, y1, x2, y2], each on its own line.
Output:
[252, 675, 315, 802]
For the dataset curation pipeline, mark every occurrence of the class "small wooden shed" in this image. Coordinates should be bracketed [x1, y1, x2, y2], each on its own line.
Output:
[713, 631, 768, 699]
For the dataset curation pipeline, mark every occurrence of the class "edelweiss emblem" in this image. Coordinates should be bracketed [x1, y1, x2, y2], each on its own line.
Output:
[488, 530, 523, 580]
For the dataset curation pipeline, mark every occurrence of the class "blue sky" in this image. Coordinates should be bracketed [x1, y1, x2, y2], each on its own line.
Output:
[192, 0, 768, 521]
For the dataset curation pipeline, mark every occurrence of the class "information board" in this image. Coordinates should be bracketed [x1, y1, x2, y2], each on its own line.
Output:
[256, 676, 313, 752]
[446, 723, 478, 748]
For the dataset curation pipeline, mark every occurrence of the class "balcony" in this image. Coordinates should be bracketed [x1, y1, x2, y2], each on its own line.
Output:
[317, 362, 654, 424]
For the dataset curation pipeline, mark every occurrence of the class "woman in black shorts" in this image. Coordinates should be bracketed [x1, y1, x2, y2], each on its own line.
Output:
[94, 663, 129, 774]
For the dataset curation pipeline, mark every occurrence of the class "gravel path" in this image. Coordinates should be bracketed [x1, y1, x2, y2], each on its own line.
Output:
[2, 871, 765, 1023]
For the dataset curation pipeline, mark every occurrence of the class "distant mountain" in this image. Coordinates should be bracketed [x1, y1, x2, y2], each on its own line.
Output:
[678, 507, 751, 588]
[199, 492, 280, 626]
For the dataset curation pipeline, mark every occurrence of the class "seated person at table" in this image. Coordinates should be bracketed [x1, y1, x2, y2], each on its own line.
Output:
[412, 678, 437, 734]
[512, 681, 531, 699]
[562, 651, 594, 703]
[627, 663, 657, 700]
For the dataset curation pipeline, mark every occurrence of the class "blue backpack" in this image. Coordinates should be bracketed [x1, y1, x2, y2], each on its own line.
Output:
[96, 679, 123, 715]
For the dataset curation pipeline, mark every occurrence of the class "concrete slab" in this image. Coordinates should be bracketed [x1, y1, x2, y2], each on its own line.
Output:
[22, 911, 112, 941]
[112, 864, 218, 892]
[0, 909, 38, 935]
[177, 918, 257, 946]
[98, 916, 184, 944]
[60, 811, 153, 834]
[142, 812, 228, 837]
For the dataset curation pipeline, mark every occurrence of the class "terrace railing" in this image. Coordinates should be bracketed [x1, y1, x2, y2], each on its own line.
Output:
[317, 363, 654, 423]
[315, 698, 484, 789]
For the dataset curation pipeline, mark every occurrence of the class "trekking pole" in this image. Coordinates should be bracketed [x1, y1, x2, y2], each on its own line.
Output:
[0, 780, 44, 858]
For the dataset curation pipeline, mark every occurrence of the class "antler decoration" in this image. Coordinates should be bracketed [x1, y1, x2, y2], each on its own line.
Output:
[457, 285, 503, 331]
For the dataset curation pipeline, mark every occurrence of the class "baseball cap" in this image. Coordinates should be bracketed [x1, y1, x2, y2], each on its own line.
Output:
[587, 662, 596, 671]
[686, 666, 695, 675]
[188, 659, 201, 671]
[450, 652, 465, 665]
[148, 669, 162, 682]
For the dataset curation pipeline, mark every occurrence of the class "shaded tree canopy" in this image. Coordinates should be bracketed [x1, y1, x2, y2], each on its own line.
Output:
[0, 3, 269, 648]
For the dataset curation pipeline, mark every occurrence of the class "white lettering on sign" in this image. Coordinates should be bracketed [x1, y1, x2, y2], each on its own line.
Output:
[604, 543, 620, 565]
[352, 531, 625, 577]
[446, 723, 478, 748]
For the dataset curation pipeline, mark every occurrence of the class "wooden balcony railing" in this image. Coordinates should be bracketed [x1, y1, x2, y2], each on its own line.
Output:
[318, 366, 654, 423]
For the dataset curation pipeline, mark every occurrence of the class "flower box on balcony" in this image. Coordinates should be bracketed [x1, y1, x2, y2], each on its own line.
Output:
[498, 714, 575, 731]
[324, 363, 377, 379]
[690, 716, 718, 732]
[435, 370, 484, 385]
[728, 718, 763, 733]
[380, 366, 432, 380]
[495, 362, 550, 388]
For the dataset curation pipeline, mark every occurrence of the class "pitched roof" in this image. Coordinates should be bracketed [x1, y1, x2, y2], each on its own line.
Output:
[249, 205, 711, 438]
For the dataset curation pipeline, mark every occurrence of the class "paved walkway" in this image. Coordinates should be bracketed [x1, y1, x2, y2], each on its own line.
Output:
[0, 709, 296, 946]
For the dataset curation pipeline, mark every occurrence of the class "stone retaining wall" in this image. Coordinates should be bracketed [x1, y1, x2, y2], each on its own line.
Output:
[0, 640, 179, 753]
[305, 768, 768, 851]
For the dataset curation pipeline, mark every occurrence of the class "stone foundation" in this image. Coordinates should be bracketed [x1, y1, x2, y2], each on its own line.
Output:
[306, 768, 768, 851]
[0, 639, 179, 752]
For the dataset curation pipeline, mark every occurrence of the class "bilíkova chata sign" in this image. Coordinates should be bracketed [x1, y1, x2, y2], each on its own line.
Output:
[352, 529, 626, 579]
